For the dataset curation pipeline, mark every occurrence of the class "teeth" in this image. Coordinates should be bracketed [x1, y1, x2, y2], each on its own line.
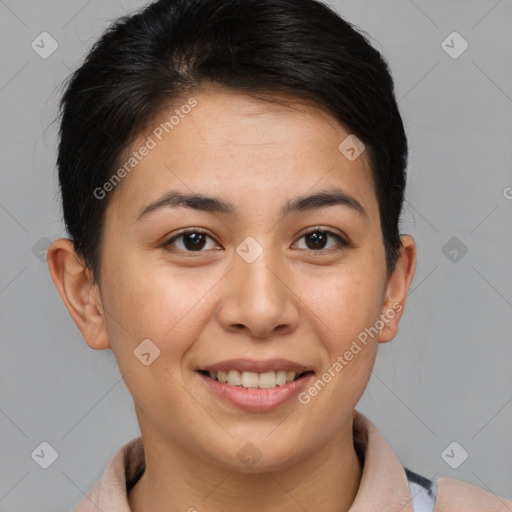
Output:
[227, 370, 242, 386]
[258, 371, 276, 388]
[276, 370, 287, 386]
[241, 371, 259, 388]
[207, 369, 302, 388]
[286, 371, 296, 382]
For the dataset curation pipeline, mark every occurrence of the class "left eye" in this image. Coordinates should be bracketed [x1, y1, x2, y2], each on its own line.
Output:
[294, 229, 347, 251]
[163, 228, 347, 252]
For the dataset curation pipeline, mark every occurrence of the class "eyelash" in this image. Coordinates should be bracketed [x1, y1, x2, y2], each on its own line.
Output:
[162, 227, 349, 254]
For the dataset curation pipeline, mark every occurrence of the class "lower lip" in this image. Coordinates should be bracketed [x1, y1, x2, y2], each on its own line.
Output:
[197, 371, 314, 412]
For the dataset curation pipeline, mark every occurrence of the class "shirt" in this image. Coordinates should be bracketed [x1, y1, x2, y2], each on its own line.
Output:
[72, 409, 512, 511]
[405, 467, 437, 511]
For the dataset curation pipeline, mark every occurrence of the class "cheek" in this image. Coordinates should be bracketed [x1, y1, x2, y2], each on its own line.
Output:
[297, 271, 381, 415]
[300, 261, 384, 393]
[101, 252, 218, 365]
[99, 256, 211, 414]
[305, 265, 385, 341]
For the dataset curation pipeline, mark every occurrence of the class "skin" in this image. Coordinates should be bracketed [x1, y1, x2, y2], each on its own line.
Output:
[47, 86, 416, 512]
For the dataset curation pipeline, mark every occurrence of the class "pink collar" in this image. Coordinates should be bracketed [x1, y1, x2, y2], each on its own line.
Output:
[72, 409, 512, 511]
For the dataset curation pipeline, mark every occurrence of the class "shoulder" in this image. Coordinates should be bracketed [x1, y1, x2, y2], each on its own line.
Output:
[72, 436, 144, 512]
[403, 467, 512, 512]
[404, 467, 436, 512]
[434, 476, 512, 511]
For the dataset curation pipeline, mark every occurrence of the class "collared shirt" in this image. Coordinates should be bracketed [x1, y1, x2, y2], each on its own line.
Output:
[72, 409, 512, 511]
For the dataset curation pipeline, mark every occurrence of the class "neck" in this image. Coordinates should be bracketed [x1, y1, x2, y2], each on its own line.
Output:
[129, 414, 362, 512]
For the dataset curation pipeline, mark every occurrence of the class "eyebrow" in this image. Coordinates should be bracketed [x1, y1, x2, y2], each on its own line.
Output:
[135, 187, 367, 222]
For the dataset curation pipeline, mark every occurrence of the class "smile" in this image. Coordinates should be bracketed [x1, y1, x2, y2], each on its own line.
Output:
[196, 363, 315, 412]
[199, 369, 312, 389]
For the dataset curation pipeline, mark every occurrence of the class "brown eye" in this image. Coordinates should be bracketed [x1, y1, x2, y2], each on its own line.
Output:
[295, 229, 348, 251]
[162, 227, 348, 254]
[163, 229, 218, 252]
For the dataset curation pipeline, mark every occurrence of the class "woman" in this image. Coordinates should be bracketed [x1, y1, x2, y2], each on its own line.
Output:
[46, 0, 512, 510]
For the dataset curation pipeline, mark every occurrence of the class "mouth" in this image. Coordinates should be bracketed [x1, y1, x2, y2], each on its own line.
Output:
[194, 360, 315, 412]
[197, 369, 314, 390]
[196, 370, 315, 413]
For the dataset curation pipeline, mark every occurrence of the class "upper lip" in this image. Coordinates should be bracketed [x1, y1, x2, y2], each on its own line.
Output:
[198, 359, 313, 374]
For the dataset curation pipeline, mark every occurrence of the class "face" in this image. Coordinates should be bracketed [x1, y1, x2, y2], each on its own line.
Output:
[49, 86, 415, 472]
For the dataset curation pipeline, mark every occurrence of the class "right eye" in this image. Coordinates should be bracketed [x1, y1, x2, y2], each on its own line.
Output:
[162, 229, 221, 253]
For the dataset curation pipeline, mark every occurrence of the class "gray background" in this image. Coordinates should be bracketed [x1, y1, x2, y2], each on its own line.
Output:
[1, 0, 511, 510]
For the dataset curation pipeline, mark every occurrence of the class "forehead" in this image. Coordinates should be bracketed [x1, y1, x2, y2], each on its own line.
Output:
[106, 88, 378, 223]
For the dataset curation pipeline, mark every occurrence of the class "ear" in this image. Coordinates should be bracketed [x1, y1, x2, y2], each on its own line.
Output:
[378, 234, 417, 344]
[46, 238, 110, 350]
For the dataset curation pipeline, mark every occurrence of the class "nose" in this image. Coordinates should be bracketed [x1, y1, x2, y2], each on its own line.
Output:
[215, 249, 300, 339]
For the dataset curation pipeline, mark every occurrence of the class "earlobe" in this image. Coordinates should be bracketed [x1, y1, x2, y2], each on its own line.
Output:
[46, 238, 111, 350]
[378, 234, 417, 344]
